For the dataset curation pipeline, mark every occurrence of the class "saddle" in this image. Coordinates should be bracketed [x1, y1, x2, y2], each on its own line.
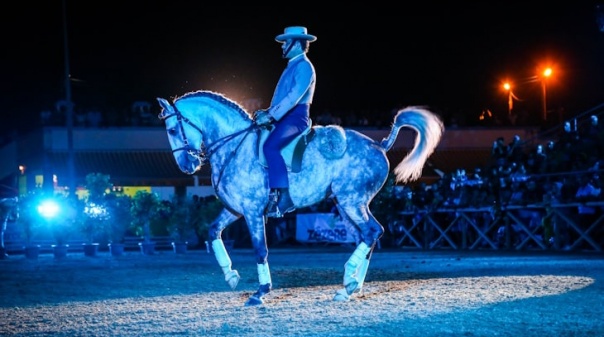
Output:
[258, 122, 315, 173]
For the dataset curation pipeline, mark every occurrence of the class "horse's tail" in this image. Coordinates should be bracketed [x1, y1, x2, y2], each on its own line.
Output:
[380, 106, 444, 183]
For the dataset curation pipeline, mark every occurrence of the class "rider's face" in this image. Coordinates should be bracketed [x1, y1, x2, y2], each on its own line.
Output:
[281, 39, 300, 59]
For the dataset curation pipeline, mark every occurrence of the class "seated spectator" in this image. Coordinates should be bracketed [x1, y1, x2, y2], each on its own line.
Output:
[412, 182, 433, 210]
[575, 173, 601, 203]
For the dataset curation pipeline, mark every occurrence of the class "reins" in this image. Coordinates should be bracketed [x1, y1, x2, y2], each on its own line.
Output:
[205, 124, 258, 190]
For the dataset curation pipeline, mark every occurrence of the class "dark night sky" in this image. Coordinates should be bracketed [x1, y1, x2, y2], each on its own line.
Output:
[3, 2, 604, 135]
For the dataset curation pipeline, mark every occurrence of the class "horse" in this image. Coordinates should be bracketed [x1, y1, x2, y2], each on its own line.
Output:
[157, 90, 444, 306]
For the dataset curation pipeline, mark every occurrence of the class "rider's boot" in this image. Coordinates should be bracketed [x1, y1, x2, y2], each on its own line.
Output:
[265, 188, 295, 218]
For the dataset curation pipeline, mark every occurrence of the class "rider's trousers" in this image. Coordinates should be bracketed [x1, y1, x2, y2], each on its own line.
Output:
[263, 104, 310, 188]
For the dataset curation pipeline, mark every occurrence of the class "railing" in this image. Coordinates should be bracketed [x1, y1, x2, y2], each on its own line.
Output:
[5, 239, 87, 254]
[390, 202, 603, 252]
[122, 235, 173, 251]
[4, 236, 175, 255]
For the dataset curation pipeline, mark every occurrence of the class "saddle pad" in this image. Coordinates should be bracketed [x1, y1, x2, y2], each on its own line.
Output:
[259, 124, 314, 173]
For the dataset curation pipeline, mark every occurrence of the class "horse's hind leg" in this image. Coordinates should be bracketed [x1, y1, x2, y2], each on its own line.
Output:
[333, 207, 383, 301]
[208, 209, 242, 290]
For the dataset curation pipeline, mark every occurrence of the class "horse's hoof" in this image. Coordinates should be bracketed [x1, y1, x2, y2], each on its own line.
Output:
[344, 280, 359, 295]
[333, 288, 350, 302]
[245, 295, 264, 306]
[225, 270, 240, 290]
[244, 283, 271, 306]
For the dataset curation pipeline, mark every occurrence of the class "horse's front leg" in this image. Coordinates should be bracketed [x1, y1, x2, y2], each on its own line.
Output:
[208, 209, 242, 290]
[244, 214, 272, 306]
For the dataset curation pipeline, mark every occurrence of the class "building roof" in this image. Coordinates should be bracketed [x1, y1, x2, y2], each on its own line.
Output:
[44, 148, 492, 188]
[47, 151, 210, 187]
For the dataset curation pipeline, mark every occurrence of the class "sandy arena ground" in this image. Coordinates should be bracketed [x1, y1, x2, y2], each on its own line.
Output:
[0, 246, 603, 337]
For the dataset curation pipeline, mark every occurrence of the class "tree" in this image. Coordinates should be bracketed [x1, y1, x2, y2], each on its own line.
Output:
[104, 193, 133, 243]
[49, 194, 79, 246]
[167, 195, 196, 244]
[130, 190, 166, 243]
[193, 195, 223, 245]
[79, 173, 112, 244]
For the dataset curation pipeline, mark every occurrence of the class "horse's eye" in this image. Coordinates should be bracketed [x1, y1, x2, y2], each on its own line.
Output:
[168, 128, 177, 136]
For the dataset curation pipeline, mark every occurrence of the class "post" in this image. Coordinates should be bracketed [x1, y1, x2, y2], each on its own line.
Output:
[541, 80, 547, 122]
[508, 90, 513, 116]
[62, 0, 76, 195]
[540, 67, 552, 123]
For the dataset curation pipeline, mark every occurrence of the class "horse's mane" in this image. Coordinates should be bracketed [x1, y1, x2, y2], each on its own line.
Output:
[176, 90, 251, 119]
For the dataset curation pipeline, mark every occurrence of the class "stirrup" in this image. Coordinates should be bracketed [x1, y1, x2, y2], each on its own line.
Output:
[264, 191, 279, 216]
[266, 204, 295, 218]
[264, 189, 295, 218]
[265, 196, 295, 218]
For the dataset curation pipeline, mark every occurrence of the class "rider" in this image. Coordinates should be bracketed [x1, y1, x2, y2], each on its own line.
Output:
[254, 26, 317, 218]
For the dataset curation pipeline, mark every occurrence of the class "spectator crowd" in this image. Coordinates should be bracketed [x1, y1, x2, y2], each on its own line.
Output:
[384, 114, 604, 251]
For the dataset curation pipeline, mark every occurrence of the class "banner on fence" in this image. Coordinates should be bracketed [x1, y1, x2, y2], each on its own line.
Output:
[295, 213, 359, 244]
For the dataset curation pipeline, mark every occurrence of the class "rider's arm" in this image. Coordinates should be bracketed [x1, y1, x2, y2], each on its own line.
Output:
[268, 57, 315, 121]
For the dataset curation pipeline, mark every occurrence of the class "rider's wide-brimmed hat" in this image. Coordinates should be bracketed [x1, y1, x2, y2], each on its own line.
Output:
[275, 26, 317, 43]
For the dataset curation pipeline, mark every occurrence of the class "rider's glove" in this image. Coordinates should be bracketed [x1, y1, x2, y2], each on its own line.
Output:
[254, 109, 275, 128]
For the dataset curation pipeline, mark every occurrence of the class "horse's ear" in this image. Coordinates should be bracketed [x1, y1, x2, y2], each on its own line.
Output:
[156, 97, 172, 111]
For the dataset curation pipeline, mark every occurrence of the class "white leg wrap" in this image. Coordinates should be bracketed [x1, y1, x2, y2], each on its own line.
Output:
[355, 258, 370, 293]
[212, 239, 240, 290]
[344, 242, 370, 278]
[212, 239, 232, 274]
[257, 263, 272, 285]
[343, 242, 371, 294]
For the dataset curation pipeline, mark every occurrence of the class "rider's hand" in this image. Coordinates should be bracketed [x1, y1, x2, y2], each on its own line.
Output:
[254, 109, 275, 127]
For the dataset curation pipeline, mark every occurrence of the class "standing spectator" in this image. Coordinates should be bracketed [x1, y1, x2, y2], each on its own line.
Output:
[582, 115, 602, 140]
[581, 115, 603, 157]
[526, 144, 547, 174]
[491, 137, 508, 168]
[544, 140, 563, 173]
[507, 134, 525, 165]
[554, 121, 579, 172]
[556, 121, 579, 152]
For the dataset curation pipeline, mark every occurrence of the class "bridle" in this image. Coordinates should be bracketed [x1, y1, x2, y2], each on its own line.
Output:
[158, 103, 258, 171]
[158, 105, 208, 166]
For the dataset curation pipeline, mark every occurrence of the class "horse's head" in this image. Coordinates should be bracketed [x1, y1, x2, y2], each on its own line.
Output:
[158, 90, 255, 175]
[157, 97, 206, 175]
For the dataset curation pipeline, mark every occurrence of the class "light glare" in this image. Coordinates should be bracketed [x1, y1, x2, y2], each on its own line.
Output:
[38, 199, 60, 219]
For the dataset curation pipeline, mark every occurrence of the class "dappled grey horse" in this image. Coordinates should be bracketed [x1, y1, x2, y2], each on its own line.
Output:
[157, 90, 443, 305]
